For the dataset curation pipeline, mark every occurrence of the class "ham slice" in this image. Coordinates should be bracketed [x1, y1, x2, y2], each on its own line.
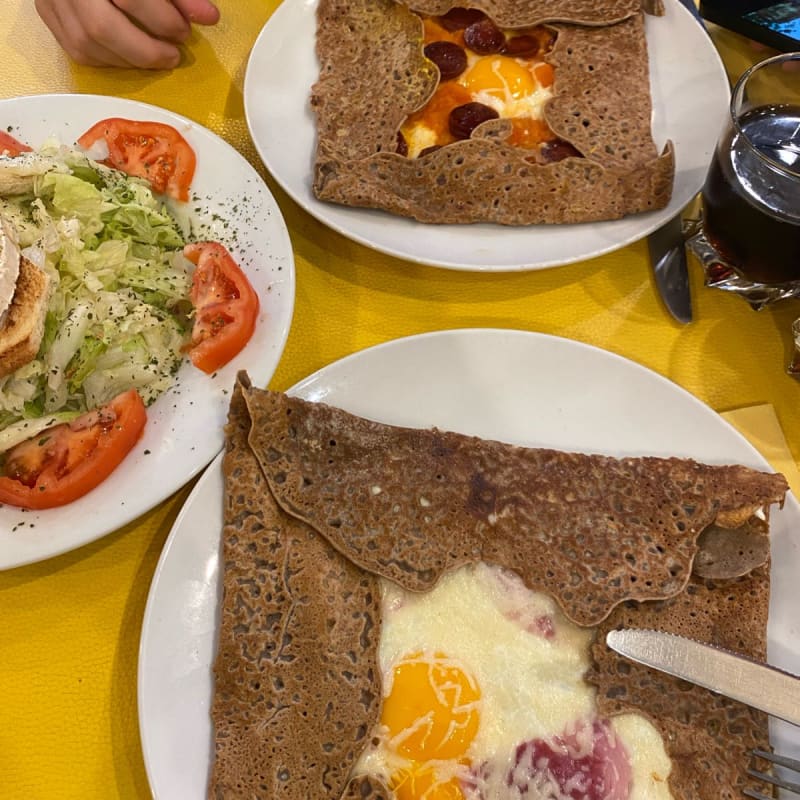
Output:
[470, 719, 632, 799]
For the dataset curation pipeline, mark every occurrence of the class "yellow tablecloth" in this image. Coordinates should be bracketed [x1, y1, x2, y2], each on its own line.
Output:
[0, 4, 798, 798]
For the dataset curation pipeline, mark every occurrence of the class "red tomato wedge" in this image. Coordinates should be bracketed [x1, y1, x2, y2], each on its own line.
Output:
[184, 241, 259, 374]
[0, 389, 147, 510]
[77, 118, 196, 202]
[0, 130, 32, 156]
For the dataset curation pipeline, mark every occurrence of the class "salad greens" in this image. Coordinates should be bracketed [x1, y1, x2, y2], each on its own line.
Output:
[0, 140, 193, 441]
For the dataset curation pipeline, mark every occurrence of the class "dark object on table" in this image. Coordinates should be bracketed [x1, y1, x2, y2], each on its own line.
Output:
[700, 0, 800, 52]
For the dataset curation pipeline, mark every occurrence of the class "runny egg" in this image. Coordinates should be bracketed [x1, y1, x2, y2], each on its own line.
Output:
[460, 55, 553, 119]
[381, 652, 480, 799]
[383, 653, 481, 762]
[459, 55, 555, 150]
[400, 17, 558, 158]
[353, 563, 674, 800]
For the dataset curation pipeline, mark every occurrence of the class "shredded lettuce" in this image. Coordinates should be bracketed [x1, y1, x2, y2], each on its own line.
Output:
[0, 142, 193, 451]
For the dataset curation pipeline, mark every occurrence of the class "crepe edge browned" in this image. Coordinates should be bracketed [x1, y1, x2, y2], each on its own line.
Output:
[588, 566, 774, 798]
[243, 386, 787, 627]
[214, 379, 788, 799]
[264, 385, 784, 797]
[311, 0, 675, 225]
[400, 0, 662, 26]
[208, 376, 384, 800]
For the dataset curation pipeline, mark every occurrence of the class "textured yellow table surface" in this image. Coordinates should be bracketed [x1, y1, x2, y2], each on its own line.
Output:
[0, 3, 798, 798]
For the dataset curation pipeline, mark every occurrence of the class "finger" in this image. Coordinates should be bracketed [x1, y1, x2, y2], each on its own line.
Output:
[71, 45, 137, 68]
[35, 0, 135, 67]
[83, 7, 182, 68]
[171, 0, 220, 26]
[100, 28, 182, 69]
[111, 0, 191, 42]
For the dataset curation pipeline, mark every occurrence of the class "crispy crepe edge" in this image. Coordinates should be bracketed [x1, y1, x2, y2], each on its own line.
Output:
[211, 377, 788, 798]
[311, 0, 675, 224]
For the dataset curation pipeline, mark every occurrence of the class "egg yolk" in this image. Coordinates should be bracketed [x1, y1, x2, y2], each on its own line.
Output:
[382, 652, 481, 761]
[461, 56, 537, 101]
[391, 763, 466, 800]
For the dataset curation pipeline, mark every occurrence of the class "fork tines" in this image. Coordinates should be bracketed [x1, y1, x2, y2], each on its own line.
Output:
[744, 748, 800, 798]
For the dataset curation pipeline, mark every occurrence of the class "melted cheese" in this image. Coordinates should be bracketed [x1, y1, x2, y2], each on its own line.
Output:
[405, 125, 439, 160]
[402, 47, 555, 158]
[611, 715, 673, 799]
[459, 55, 553, 121]
[354, 563, 674, 800]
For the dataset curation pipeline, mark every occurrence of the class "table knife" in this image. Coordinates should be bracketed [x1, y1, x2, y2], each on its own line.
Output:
[606, 629, 800, 726]
[647, 214, 692, 324]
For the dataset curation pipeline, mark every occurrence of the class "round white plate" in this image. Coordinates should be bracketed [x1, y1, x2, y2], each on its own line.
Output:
[0, 94, 295, 570]
[138, 328, 800, 799]
[243, 0, 729, 272]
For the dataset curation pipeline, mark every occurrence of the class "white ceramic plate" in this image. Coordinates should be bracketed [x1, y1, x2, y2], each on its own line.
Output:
[243, 0, 729, 271]
[138, 328, 800, 799]
[0, 94, 295, 570]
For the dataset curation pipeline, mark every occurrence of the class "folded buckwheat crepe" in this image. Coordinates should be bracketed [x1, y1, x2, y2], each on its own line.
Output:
[209, 375, 788, 799]
[311, 0, 674, 224]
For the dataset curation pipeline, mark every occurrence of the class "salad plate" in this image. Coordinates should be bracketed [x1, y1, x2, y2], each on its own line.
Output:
[0, 93, 295, 570]
[138, 328, 800, 798]
[243, 0, 729, 272]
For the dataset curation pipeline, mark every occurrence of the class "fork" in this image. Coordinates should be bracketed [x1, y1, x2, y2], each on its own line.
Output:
[745, 749, 800, 798]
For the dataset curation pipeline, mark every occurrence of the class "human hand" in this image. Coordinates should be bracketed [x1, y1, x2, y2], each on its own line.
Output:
[34, 0, 220, 69]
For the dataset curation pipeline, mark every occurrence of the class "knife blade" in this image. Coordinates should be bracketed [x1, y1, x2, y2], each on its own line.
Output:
[606, 629, 800, 726]
[647, 214, 692, 324]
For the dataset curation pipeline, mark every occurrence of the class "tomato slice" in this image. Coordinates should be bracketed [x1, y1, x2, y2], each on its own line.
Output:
[77, 117, 196, 202]
[0, 389, 147, 510]
[184, 241, 259, 374]
[0, 130, 32, 156]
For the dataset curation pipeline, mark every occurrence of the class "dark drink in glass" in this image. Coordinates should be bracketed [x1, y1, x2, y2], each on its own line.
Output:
[690, 52, 800, 303]
[702, 103, 800, 285]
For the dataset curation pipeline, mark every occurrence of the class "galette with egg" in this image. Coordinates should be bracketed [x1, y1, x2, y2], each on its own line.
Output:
[311, 0, 674, 225]
[208, 375, 788, 800]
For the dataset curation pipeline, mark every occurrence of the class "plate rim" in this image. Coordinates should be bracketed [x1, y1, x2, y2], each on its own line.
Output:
[137, 327, 798, 799]
[243, 0, 731, 272]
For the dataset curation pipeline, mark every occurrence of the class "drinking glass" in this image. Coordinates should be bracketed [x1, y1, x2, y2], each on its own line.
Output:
[688, 52, 800, 309]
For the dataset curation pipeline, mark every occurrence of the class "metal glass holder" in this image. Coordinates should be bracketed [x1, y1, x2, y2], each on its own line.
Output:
[791, 319, 800, 377]
[683, 214, 800, 379]
[685, 213, 800, 311]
